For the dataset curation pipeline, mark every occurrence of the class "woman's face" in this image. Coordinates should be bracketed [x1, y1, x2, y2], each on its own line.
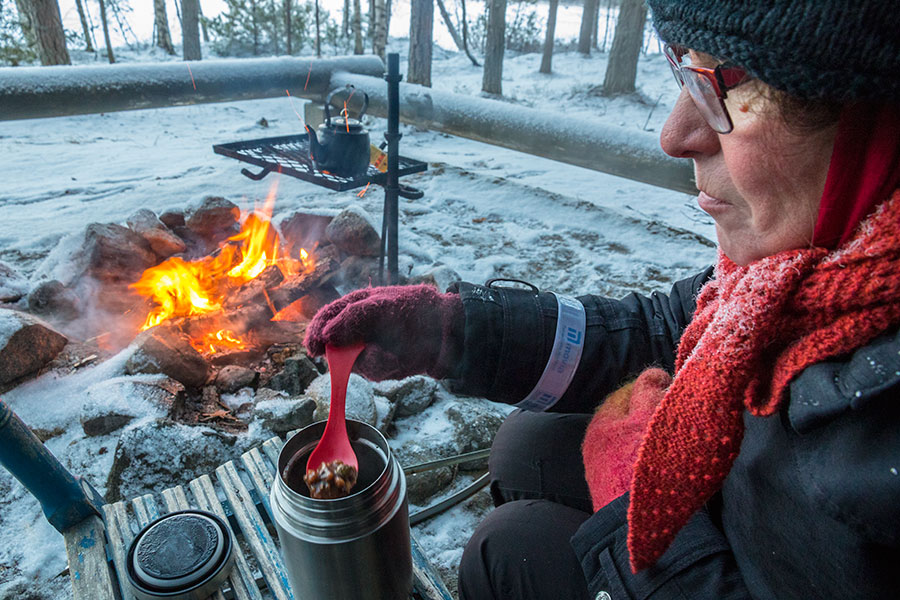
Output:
[660, 51, 839, 265]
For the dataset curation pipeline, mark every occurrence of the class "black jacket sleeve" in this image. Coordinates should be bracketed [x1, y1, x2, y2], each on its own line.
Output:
[447, 267, 713, 413]
[571, 493, 752, 600]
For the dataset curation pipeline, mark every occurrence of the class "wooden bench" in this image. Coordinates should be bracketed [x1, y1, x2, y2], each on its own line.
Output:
[63, 434, 454, 600]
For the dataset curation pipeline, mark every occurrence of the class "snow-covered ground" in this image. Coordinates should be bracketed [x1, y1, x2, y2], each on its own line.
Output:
[0, 36, 716, 600]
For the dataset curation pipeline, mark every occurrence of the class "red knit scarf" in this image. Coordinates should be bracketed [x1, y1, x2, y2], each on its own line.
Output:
[624, 191, 900, 572]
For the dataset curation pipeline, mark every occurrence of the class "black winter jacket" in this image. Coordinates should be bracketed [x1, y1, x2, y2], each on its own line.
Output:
[448, 271, 900, 600]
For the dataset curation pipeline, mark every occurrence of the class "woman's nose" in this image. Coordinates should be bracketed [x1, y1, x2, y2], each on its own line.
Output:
[660, 89, 720, 158]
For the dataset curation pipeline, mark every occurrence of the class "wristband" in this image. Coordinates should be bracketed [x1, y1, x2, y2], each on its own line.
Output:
[516, 293, 585, 411]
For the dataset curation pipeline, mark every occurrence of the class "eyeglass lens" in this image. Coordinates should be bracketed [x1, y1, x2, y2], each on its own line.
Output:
[665, 47, 733, 133]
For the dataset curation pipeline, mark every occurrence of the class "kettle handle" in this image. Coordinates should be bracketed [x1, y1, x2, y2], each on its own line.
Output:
[324, 85, 370, 126]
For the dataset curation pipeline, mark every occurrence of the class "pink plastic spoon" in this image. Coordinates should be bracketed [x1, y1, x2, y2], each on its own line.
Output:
[306, 342, 366, 474]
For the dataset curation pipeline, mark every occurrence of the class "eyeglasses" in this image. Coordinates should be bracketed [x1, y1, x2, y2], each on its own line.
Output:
[664, 44, 749, 134]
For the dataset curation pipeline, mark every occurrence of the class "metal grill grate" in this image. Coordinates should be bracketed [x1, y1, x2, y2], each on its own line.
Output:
[213, 133, 427, 191]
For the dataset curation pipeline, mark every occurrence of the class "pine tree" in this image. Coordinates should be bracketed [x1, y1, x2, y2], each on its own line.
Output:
[602, 0, 647, 96]
[482, 0, 506, 94]
[407, 0, 433, 86]
[207, 0, 317, 56]
[0, 0, 36, 65]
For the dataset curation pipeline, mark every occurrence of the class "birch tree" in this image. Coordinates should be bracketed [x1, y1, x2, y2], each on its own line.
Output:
[602, 0, 646, 95]
[154, 0, 175, 54]
[372, 0, 386, 60]
[407, 0, 433, 86]
[482, 0, 506, 94]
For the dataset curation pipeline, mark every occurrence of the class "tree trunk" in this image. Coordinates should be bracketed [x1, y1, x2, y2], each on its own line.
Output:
[577, 0, 598, 55]
[249, 0, 259, 54]
[154, 0, 175, 54]
[407, 0, 433, 86]
[602, 0, 646, 95]
[315, 0, 322, 56]
[269, 0, 279, 54]
[29, 0, 70, 65]
[98, 0, 114, 62]
[384, 0, 392, 39]
[434, 0, 462, 52]
[284, 0, 292, 54]
[481, 0, 505, 94]
[590, 0, 599, 50]
[352, 0, 363, 54]
[372, 0, 386, 59]
[198, 1, 209, 42]
[342, 0, 350, 37]
[459, 0, 478, 66]
[182, 0, 202, 60]
[539, 0, 557, 74]
[367, 0, 374, 40]
[75, 0, 94, 51]
[14, 0, 37, 49]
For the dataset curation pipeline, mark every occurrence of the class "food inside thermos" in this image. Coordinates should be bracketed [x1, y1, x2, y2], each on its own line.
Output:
[304, 460, 359, 499]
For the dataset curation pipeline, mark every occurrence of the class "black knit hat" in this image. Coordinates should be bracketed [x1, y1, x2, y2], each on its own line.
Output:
[647, 0, 900, 103]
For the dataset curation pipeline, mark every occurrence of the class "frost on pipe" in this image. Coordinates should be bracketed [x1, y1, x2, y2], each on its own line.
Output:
[331, 72, 696, 195]
[0, 55, 385, 121]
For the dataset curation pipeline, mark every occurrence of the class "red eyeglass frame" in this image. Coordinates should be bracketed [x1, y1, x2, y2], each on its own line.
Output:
[664, 44, 749, 133]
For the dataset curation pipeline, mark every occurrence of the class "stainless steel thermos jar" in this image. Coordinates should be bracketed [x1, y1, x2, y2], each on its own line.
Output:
[270, 420, 412, 599]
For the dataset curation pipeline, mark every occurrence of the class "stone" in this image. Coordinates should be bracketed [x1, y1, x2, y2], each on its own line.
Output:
[338, 255, 381, 290]
[408, 265, 463, 293]
[279, 212, 333, 252]
[124, 328, 211, 389]
[215, 365, 259, 394]
[305, 372, 377, 426]
[374, 376, 438, 417]
[186, 196, 241, 235]
[446, 400, 510, 470]
[81, 375, 188, 438]
[325, 205, 381, 257]
[104, 419, 254, 502]
[159, 210, 186, 229]
[0, 262, 29, 303]
[253, 395, 317, 434]
[392, 442, 458, 505]
[127, 208, 187, 258]
[72, 222, 158, 285]
[26, 280, 80, 320]
[0, 309, 67, 385]
[267, 354, 320, 396]
[372, 394, 397, 435]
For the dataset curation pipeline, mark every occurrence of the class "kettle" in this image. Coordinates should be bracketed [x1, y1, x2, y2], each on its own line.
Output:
[305, 85, 371, 178]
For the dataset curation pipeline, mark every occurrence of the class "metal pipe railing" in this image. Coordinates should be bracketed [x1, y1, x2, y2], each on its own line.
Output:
[0, 56, 695, 193]
[0, 55, 384, 120]
[330, 72, 696, 195]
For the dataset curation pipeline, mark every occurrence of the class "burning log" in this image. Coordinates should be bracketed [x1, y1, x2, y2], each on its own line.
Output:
[222, 264, 284, 310]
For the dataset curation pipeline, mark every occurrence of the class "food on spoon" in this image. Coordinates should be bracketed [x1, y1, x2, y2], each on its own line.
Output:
[304, 459, 359, 499]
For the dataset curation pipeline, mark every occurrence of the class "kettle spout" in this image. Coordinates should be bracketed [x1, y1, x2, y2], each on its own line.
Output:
[305, 124, 325, 163]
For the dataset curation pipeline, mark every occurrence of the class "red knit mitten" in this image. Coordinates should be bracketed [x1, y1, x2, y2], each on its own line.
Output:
[582, 368, 671, 511]
[304, 284, 464, 381]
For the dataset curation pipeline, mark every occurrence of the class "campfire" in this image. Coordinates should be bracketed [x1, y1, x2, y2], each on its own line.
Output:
[129, 182, 322, 355]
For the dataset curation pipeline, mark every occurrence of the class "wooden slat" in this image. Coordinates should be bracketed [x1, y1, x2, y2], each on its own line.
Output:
[261, 436, 284, 471]
[241, 447, 275, 520]
[131, 493, 160, 528]
[216, 461, 294, 600]
[160, 484, 226, 600]
[410, 533, 454, 600]
[101, 502, 136, 600]
[160, 485, 191, 513]
[64, 515, 118, 600]
[189, 474, 263, 600]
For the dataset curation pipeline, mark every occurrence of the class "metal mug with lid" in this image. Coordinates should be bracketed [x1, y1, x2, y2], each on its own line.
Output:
[270, 419, 412, 600]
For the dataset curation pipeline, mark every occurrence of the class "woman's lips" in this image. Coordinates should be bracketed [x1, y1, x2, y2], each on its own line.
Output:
[697, 191, 730, 214]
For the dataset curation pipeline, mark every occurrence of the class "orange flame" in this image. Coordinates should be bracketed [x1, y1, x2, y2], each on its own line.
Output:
[130, 181, 315, 352]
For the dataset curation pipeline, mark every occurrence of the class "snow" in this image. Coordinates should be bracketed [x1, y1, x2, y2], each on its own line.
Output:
[0, 29, 718, 600]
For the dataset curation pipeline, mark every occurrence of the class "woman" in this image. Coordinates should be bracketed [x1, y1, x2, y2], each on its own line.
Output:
[305, 1, 900, 597]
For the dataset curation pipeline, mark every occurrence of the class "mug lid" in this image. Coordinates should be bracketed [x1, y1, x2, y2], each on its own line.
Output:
[126, 510, 235, 600]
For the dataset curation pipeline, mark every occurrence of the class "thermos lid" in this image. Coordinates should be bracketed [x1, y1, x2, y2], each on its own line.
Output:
[125, 510, 235, 600]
